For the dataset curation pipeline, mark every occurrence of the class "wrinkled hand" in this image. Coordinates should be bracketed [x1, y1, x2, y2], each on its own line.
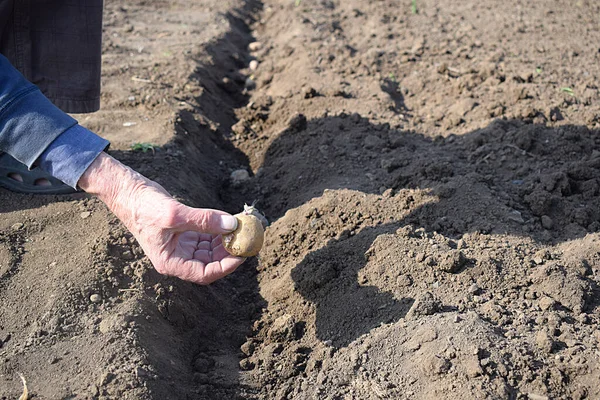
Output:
[78, 153, 245, 284]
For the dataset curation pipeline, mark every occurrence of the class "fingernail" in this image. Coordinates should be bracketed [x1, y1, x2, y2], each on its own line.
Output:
[220, 215, 238, 231]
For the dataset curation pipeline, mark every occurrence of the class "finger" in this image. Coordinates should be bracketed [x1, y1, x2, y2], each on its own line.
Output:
[197, 241, 211, 251]
[198, 233, 214, 243]
[174, 206, 238, 235]
[201, 256, 245, 283]
[193, 249, 213, 264]
[211, 243, 233, 261]
[211, 235, 223, 248]
[180, 256, 245, 285]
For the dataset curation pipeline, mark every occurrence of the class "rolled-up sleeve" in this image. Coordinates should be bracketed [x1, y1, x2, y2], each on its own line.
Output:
[37, 124, 109, 188]
[0, 53, 78, 167]
[0, 53, 109, 188]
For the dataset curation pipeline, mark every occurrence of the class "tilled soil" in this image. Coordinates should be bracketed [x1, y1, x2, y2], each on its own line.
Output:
[2, 0, 600, 399]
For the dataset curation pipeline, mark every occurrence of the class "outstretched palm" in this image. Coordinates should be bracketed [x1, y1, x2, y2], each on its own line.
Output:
[80, 154, 246, 285]
[165, 231, 243, 284]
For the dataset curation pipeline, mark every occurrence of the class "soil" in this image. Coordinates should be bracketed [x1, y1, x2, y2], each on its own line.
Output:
[2, 0, 600, 399]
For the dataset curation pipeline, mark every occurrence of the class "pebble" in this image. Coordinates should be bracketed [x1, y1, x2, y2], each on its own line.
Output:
[244, 77, 256, 90]
[121, 250, 134, 260]
[240, 341, 255, 356]
[90, 294, 102, 303]
[468, 283, 480, 294]
[11, 222, 24, 230]
[80, 211, 91, 219]
[507, 210, 524, 224]
[230, 169, 250, 185]
[249, 60, 259, 71]
[248, 41, 262, 51]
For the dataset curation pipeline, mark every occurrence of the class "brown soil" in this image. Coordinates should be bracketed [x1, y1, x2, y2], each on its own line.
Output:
[2, 0, 600, 399]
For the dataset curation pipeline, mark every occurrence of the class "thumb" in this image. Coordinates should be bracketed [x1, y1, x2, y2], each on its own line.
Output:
[174, 206, 238, 235]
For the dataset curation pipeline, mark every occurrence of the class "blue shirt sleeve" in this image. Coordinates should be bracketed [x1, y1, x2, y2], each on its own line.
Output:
[0, 53, 110, 189]
[37, 125, 109, 188]
[0, 53, 79, 168]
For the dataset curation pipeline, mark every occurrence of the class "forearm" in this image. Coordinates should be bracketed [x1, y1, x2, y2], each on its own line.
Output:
[78, 152, 149, 230]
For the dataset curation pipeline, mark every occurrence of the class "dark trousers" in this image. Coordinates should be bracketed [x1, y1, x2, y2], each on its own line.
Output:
[0, 0, 103, 113]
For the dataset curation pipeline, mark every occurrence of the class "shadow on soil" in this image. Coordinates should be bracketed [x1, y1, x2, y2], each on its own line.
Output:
[251, 115, 600, 347]
[291, 223, 414, 347]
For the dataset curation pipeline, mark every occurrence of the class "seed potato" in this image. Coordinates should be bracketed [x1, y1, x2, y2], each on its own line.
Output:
[222, 204, 266, 257]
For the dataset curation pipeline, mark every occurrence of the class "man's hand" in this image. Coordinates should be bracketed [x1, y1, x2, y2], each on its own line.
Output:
[78, 152, 245, 284]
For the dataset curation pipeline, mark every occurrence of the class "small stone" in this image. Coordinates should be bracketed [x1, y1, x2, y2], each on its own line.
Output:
[121, 250, 134, 260]
[90, 294, 102, 303]
[405, 326, 437, 351]
[532, 256, 544, 265]
[98, 319, 112, 334]
[468, 283, 480, 294]
[448, 98, 477, 118]
[244, 78, 256, 90]
[80, 211, 91, 219]
[288, 113, 307, 132]
[535, 330, 554, 353]
[538, 296, 555, 311]
[382, 188, 394, 198]
[230, 169, 250, 185]
[241, 341, 255, 356]
[249, 60, 259, 71]
[11, 222, 24, 230]
[507, 210, 525, 224]
[541, 215, 554, 230]
[248, 41, 262, 51]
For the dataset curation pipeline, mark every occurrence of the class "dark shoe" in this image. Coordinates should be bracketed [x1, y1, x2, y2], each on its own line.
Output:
[0, 153, 77, 194]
